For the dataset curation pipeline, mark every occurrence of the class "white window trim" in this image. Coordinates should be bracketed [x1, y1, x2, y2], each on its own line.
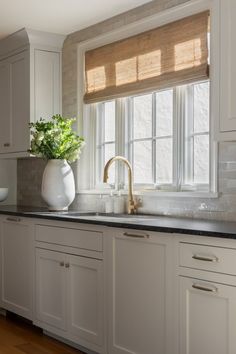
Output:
[76, 0, 220, 198]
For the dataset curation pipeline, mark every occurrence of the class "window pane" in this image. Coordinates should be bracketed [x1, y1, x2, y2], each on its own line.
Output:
[133, 140, 152, 183]
[156, 89, 173, 137]
[104, 101, 115, 142]
[105, 143, 115, 184]
[133, 94, 152, 139]
[194, 135, 209, 184]
[156, 138, 173, 184]
[194, 81, 209, 133]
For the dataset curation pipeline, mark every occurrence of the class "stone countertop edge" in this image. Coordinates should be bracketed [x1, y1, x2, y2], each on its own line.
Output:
[0, 205, 236, 239]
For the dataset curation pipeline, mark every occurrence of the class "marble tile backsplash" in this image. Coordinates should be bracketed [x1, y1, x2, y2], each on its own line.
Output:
[17, 158, 47, 207]
[16, 142, 236, 221]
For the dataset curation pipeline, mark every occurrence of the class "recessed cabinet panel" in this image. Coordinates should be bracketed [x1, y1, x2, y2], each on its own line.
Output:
[35, 248, 67, 330]
[180, 276, 236, 354]
[179, 242, 236, 275]
[34, 50, 60, 121]
[35, 224, 103, 252]
[220, 0, 236, 132]
[107, 230, 174, 354]
[1, 219, 32, 319]
[68, 255, 103, 346]
[0, 60, 11, 151]
[10, 52, 29, 152]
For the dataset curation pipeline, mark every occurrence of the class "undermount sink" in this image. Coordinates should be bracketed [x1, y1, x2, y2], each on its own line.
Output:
[33, 211, 157, 222]
[57, 212, 157, 222]
[64, 212, 147, 218]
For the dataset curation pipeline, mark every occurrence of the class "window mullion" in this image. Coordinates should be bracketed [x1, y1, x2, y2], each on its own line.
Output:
[152, 92, 156, 185]
[184, 85, 194, 186]
[116, 98, 126, 189]
[173, 87, 179, 190]
[128, 98, 134, 169]
[96, 103, 105, 186]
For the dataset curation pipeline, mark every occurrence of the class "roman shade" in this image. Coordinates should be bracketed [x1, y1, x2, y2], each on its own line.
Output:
[84, 11, 209, 104]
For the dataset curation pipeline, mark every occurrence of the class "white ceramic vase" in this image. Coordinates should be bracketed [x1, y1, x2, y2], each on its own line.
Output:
[41, 159, 75, 211]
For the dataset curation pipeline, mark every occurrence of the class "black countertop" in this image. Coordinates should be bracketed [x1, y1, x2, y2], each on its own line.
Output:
[0, 205, 236, 239]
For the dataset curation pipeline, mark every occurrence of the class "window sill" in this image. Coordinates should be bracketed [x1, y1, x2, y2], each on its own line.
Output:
[77, 189, 219, 199]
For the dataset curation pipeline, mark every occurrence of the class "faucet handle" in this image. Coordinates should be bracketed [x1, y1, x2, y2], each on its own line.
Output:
[136, 197, 142, 208]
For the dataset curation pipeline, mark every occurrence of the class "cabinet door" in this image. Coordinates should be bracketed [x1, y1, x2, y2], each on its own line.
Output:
[35, 248, 67, 330]
[34, 50, 60, 121]
[0, 59, 11, 152]
[9, 51, 29, 153]
[180, 276, 236, 354]
[106, 230, 174, 354]
[220, 0, 236, 132]
[67, 255, 103, 346]
[1, 218, 33, 319]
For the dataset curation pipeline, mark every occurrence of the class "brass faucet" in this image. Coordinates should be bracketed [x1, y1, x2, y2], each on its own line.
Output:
[103, 156, 137, 214]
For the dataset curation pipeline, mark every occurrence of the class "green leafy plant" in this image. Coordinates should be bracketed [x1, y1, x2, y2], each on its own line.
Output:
[29, 115, 85, 163]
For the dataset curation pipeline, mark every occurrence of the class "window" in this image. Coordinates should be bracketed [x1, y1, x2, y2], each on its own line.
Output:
[80, 9, 214, 194]
[95, 80, 210, 191]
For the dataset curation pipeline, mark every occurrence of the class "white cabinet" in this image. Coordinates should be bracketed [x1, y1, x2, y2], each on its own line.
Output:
[0, 50, 29, 154]
[0, 28, 64, 156]
[34, 221, 105, 353]
[216, 0, 236, 139]
[33, 49, 60, 122]
[36, 248, 67, 330]
[0, 59, 11, 151]
[106, 228, 174, 354]
[67, 254, 103, 346]
[36, 248, 103, 347]
[179, 276, 236, 354]
[219, 0, 236, 135]
[0, 216, 33, 319]
[9, 51, 29, 153]
[178, 236, 236, 354]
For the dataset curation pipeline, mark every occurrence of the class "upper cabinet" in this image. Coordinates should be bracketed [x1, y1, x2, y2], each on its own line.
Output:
[34, 50, 60, 121]
[0, 28, 65, 157]
[217, 0, 236, 140]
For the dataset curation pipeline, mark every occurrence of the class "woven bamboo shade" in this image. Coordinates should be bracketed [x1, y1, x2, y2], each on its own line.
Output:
[84, 11, 209, 103]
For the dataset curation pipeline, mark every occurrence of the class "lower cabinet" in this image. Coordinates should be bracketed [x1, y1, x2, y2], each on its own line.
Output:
[3, 215, 236, 354]
[179, 276, 236, 354]
[35, 248, 67, 330]
[67, 254, 103, 346]
[35, 248, 104, 352]
[106, 229, 175, 354]
[0, 216, 33, 319]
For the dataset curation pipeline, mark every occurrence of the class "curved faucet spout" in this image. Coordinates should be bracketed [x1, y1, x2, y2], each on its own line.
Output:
[103, 156, 137, 214]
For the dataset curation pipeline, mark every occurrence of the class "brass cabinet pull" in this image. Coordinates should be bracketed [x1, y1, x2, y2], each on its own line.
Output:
[6, 217, 21, 222]
[123, 232, 149, 239]
[192, 283, 218, 293]
[192, 254, 218, 262]
[59, 261, 64, 267]
[65, 263, 70, 268]
[3, 143, 10, 147]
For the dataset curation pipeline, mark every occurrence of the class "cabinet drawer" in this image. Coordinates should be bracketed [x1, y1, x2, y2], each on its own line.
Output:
[180, 242, 236, 276]
[35, 224, 103, 252]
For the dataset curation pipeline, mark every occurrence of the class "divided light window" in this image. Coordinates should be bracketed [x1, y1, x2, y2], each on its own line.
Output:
[95, 81, 209, 190]
[84, 11, 211, 192]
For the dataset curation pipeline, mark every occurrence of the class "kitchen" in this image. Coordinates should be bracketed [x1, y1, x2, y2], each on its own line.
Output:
[0, 0, 235, 353]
